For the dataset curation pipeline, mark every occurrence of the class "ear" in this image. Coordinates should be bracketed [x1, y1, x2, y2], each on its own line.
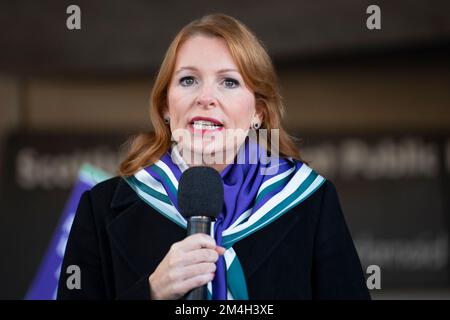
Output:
[254, 100, 265, 125]
[162, 107, 169, 119]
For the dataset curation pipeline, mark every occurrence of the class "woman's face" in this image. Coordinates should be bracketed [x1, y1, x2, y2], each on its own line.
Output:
[166, 34, 262, 168]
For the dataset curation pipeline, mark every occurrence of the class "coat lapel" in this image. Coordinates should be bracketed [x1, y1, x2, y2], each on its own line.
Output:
[107, 178, 302, 281]
[107, 178, 185, 277]
[233, 206, 302, 278]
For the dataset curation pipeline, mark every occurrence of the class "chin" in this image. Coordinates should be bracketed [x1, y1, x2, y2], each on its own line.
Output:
[186, 143, 227, 165]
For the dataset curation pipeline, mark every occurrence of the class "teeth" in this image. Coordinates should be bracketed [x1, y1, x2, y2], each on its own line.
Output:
[193, 123, 220, 130]
[192, 120, 222, 130]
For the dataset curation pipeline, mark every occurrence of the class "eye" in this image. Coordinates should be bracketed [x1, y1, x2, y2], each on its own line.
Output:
[179, 76, 196, 87]
[223, 78, 240, 89]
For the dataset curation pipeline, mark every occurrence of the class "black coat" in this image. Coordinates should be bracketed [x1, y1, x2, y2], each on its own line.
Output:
[57, 176, 371, 300]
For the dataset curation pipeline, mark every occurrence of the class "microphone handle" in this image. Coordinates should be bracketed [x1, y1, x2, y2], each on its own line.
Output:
[185, 216, 212, 300]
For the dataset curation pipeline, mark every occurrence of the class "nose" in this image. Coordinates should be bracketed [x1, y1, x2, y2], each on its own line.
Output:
[196, 83, 217, 108]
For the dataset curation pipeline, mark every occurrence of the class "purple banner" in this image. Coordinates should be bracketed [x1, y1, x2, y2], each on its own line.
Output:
[25, 164, 111, 300]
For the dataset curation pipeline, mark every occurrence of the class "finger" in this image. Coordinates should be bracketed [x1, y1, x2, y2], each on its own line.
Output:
[182, 248, 219, 266]
[180, 262, 216, 280]
[176, 234, 216, 251]
[172, 273, 215, 297]
[215, 246, 226, 255]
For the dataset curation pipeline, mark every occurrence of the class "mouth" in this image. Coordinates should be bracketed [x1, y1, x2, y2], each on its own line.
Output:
[188, 116, 224, 133]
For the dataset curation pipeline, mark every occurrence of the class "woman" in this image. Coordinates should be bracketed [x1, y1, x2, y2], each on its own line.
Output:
[57, 14, 370, 300]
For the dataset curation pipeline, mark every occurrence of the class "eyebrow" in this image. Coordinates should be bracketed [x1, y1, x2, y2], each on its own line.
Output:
[175, 66, 240, 75]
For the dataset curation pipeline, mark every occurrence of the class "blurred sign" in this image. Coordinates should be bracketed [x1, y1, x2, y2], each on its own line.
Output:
[300, 134, 450, 288]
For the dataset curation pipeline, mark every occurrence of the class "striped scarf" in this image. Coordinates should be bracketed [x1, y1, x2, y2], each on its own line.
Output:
[124, 137, 325, 300]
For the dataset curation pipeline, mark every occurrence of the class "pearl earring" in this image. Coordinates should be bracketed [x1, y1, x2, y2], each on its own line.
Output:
[164, 117, 170, 124]
[252, 122, 260, 129]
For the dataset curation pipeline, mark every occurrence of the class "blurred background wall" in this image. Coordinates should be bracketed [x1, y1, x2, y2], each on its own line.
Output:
[1, 0, 450, 299]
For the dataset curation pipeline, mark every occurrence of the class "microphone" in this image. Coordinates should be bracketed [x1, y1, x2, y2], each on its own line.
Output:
[178, 166, 224, 300]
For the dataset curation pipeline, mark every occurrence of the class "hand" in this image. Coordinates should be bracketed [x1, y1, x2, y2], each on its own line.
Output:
[148, 233, 226, 300]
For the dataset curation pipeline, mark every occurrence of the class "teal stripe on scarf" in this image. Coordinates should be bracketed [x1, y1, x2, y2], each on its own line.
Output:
[127, 175, 171, 205]
[254, 173, 292, 205]
[150, 164, 178, 198]
[227, 255, 249, 300]
[124, 176, 186, 229]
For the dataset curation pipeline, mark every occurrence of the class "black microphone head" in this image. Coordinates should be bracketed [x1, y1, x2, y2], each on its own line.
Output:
[178, 166, 224, 219]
